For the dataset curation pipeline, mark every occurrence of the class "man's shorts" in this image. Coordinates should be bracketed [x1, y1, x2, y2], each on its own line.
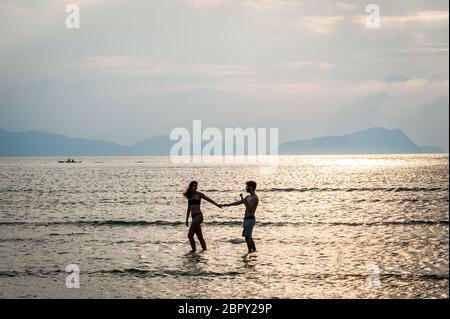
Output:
[242, 218, 256, 238]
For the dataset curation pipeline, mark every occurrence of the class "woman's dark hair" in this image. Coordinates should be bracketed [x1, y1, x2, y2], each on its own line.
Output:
[246, 181, 257, 191]
[183, 181, 198, 199]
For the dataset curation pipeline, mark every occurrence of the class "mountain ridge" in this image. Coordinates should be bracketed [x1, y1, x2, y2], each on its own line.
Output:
[279, 127, 432, 155]
[0, 127, 446, 156]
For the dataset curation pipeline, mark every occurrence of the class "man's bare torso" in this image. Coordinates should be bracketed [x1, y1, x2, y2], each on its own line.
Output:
[244, 194, 259, 218]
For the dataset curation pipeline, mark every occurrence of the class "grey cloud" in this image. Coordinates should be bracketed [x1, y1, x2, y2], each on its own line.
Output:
[422, 95, 449, 115]
[352, 92, 391, 115]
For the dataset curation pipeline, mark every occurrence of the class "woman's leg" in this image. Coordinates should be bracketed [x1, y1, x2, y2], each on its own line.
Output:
[188, 219, 200, 252]
[195, 223, 207, 251]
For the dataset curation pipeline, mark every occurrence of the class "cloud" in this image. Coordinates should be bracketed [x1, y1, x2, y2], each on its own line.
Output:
[383, 10, 449, 23]
[82, 56, 253, 77]
[353, 10, 449, 28]
[415, 47, 449, 53]
[0, 0, 114, 12]
[351, 91, 391, 115]
[298, 15, 345, 33]
[186, 0, 302, 9]
[385, 74, 413, 82]
[285, 61, 336, 70]
[422, 95, 449, 115]
[336, 2, 356, 10]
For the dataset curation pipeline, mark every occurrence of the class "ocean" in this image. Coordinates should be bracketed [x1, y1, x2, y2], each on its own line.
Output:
[0, 154, 448, 298]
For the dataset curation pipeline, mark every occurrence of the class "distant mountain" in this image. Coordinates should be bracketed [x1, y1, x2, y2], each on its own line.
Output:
[279, 127, 435, 155]
[0, 128, 172, 156]
[0, 127, 446, 156]
[128, 135, 172, 156]
[0, 128, 128, 156]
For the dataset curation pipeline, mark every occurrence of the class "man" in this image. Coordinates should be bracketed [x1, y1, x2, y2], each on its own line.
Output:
[222, 181, 259, 253]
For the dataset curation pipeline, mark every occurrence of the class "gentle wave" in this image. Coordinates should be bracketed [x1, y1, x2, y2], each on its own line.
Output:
[0, 269, 242, 278]
[202, 187, 449, 193]
[259, 187, 448, 193]
[294, 273, 450, 281]
[1, 186, 447, 194]
[0, 220, 184, 227]
[1, 269, 448, 281]
[0, 238, 47, 243]
[1, 219, 448, 228]
[96, 269, 243, 278]
[0, 270, 64, 277]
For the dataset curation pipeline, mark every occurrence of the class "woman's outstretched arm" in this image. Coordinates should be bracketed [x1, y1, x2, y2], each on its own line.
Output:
[200, 192, 221, 208]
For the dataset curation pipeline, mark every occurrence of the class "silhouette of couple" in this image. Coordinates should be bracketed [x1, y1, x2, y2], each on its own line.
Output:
[183, 181, 259, 253]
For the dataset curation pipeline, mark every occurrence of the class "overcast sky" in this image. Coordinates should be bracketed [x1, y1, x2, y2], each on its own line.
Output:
[0, 0, 448, 149]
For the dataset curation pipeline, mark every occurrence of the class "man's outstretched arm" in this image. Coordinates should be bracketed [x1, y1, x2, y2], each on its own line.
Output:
[224, 199, 244, 207]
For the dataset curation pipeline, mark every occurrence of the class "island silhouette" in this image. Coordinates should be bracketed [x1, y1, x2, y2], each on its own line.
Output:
[0, 127, 446, 156]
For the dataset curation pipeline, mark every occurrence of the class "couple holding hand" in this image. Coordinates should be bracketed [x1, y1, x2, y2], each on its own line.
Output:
[183, 181, 258, 253]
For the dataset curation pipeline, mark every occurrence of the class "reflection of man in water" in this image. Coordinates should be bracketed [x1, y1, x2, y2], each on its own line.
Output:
[223, 181, 259, 253]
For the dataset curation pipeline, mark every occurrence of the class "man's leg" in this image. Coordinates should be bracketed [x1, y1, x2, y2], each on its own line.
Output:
[245, 236, 252, 253]
[250, 237, 256, 252]
[248, 220, 256, 252]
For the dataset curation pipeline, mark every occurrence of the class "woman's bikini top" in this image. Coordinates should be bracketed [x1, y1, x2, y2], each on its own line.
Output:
[189, 198, 201, 206]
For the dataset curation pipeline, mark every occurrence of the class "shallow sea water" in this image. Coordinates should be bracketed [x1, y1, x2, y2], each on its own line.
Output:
[0, 155, 448, 298]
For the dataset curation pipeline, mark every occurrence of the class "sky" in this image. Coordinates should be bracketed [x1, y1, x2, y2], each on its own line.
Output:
[0, 0, 448, 149]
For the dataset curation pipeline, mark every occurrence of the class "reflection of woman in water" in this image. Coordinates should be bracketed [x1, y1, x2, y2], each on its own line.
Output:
[184, 181, 221, 252]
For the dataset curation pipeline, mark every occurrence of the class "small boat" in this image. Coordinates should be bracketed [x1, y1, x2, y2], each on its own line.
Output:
[58, 159, 82, 163]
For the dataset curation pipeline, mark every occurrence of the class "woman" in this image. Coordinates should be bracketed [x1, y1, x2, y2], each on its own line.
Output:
[184, 181, 221, 252]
